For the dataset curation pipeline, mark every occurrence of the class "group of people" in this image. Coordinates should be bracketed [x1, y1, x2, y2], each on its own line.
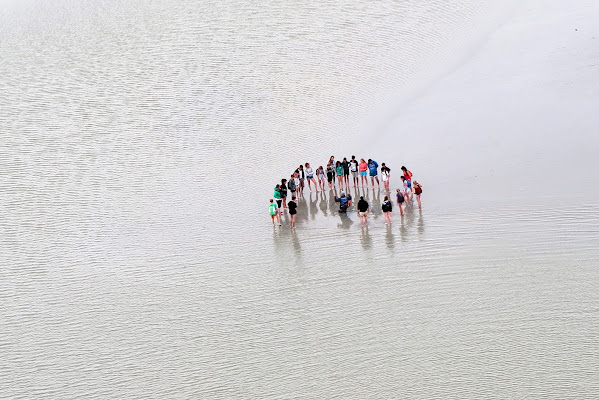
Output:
[269, 155, 423, 227]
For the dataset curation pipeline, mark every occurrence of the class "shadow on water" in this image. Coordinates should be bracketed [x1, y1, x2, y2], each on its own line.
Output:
[360, 225, 372, 251]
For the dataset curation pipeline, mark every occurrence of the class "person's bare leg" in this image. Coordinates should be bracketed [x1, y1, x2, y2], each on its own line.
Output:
[417, 196, 421, 209]
[399, 204, 404, 216]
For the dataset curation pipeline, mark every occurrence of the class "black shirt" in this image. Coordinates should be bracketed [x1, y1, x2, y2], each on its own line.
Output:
[288, 201, 297, 215]
[357, 199, 369, 212]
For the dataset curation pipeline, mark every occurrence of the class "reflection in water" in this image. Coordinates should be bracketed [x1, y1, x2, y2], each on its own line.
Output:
[399, 217, 408, 242]
[417, 208, 425, 236]
[385, 224, 395, 250]
[337, 213, 354, 230]
[360, 225, 372, 251]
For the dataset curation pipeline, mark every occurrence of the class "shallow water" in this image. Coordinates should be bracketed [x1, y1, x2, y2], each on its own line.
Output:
[2, 0, 599, 398]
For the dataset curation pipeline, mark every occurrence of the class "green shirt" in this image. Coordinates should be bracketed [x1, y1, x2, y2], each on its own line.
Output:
[269, 203, 278, 216]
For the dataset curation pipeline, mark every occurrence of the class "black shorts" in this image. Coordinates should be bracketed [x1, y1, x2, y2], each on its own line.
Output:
[289, 210, 297, 215]
[327, 172, 334, 183]
[344, 170, 349, 176]
[276, 199, 282, 208]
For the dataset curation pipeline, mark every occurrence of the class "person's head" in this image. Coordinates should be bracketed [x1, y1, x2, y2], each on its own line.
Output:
[318, 165, 323, 170]
[384, 195, 389, 201]
[299, 165, 303, 169]
[281, 178, 287, 184]
[401, 176, 406, 181]
[290, 174, 294, 179]
[396, 188, 400, 193]
[336, 161, 341, 166]
[401, 166, 407, 172]
[341, 191, 346, 197]
[294, 171, 298, 178]
[276, 184, 280, 188]
[414, 181, 419, 186]
[352, 155, 356, 160]
[360, 158, 365, 163]
[292, 196, 296, 201]
[360, 196, 364, 200]
[270, 199, 273, 203]
[330, 155, 334, 159]
[381, 162, 386, 167]
[368, 159, 372, 163]
[343, 157, 347, 161]
[305, 162, 309, 168]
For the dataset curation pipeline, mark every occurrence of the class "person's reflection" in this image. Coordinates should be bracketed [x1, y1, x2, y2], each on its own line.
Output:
[319, 191, 328, 217]
[291, 229, 302, 256]
[309, 191, 318, 220]
[417, 208, 425, 236]
[385, 224, 395, 250]
[360, 225, 372, 250]
[337, 212, 354, 230]
[295, 194, 309, 227]
[399, 215, 408, 242]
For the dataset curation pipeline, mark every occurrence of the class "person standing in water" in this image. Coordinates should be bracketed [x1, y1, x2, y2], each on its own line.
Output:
[413, 181, 423, 209]
[368, 159, 380, 189]
[317, 165, 326, 191]
[359, 158, 368, 188]
[342, 157, 350, 188]
[400, 175, 411, 202]
[280, 178, 288, 209]
[304, 162, 318, 192]
[297, 165, 305, 195]
[273, 184, 283, 213]
[335, 161, 344, 191]
[395, 188, 405, 216]
[382, 195, 392, 224]
[326, 163, 335, 190]
[288, 196, 298, 229]
[380, 163, 391, 193]
[269, 199, 281, 226]
[288, 173, 297, 198]
[349, 156, 359, 187]
[401, 166, 413, 190]
[357, 195, 369, 225]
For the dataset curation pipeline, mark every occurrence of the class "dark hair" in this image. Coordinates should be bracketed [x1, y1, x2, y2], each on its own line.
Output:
[343, 157, 347, 161]
[299, 165, 303, 169]
[352, 155, 355, 159]
[384, 195, 388, 201]
[401, 166, 407, 171]
[336, 161, 341, 166]
[276, 184, 280, 187]
[270, 199, 273, 203]
[292, 196, 296, 200]
[401, 175, 405, 180]
[360, 196, 364, 200]
[368, 159, 372, 163]
[281, 178, 287, 183]
[381, 162, 386, 166]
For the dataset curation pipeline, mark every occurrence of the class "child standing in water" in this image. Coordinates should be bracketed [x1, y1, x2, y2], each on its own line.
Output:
[326, 163, 335, 190]
[413, 181, 423, 209]
[297, 165, 305, 195]
[288, 174, 297, 198]
[304, 163, 318, 192]
[269, 199, 281, 226]
[401, 166, 413, 191]
[288, 196, 298, 229]
[357, 196, 369, 225]
[280, 179, 288, 209]
[380, 163, 391, 192]
[400, 175, 411, 202]
[349, 156, 359, 187]
[342, 157, 350, 188]
[382, 195, 393, 224]
[359, 158, 368, 188]
[273, 184, 283, 213]
[335, 161, 344, 191]
[395, 188, 405, 216]
[368, 159, 380, 189]
[317, 166, 326, 191]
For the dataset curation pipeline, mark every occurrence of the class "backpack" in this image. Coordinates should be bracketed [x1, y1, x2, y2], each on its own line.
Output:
[340, 196, 348, 207]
